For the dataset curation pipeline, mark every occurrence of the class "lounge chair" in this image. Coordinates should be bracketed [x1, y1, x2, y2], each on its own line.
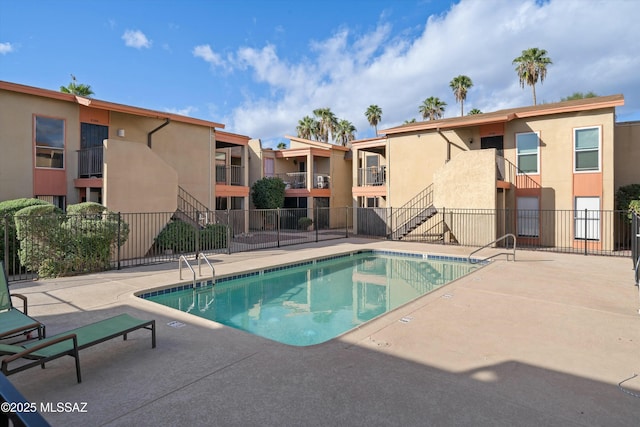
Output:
[0, 313, 156, 383]
[0, 261, 45, 341]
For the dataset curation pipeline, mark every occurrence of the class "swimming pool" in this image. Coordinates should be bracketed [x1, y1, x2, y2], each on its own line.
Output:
[139, 250, 481, 346]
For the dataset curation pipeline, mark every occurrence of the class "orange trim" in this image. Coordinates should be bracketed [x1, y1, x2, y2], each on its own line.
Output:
[479, 123, 504, 137]
[1, 80, 225, 129]
[216, 130, 250, 145]
[276, 148, 331, 158]
[34, 169, 66, 195]
[79, 106, 109, 125]
[74, 177, 103, 188]
[353, 186, 387, 197]
[496, 180, 511, 189]
[573, 173, 602, 196]
[215, 185, 249, 197]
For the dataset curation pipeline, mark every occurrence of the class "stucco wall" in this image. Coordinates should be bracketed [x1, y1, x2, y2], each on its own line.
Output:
[387, 129, 472, 207]
[103, 138, 178, 259]
[0, 90, 80, 203]
[109, 113, 215, 209]
[614, 121, 640, 190]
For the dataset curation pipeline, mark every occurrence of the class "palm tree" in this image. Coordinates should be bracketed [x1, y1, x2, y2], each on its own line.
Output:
[313, 108, 338, 143]
[449, 75, 473, 116]
[512, 47, 552, 105]
[404, 118, 417, 124]
[276, 142, 287, 149]
[365, 105, 382, 135]
[335, 119, 357, 146]
[60, 74, 94, 97]
[467, 108, 482, 115]
[296, 116, 316, 140]
[419, 97, 447, 120]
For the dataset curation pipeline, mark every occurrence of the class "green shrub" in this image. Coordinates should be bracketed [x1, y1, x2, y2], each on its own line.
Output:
[200, 224, 228, 250]
[630, 200, 640, 216]
[154, 220, 228, 254]
[298, 216, 313, 230]
[616, 184, 640, 211]
[251, 177, 285, 209]
[0, 198, 52, 272]
[13, 203, 128, 277]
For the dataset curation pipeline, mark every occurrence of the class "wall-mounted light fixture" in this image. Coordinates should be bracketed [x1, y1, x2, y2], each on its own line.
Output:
[117, 128, 125, 138]
[469, 138, 473, 144]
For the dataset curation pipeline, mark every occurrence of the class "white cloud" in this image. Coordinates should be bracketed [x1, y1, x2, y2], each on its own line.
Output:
[208, 0, 640, 140]
[122, 30, 151, 49]
[193, 44, 228, 70]
[0, 42, 14, 54]
[165, 106, 198, 116]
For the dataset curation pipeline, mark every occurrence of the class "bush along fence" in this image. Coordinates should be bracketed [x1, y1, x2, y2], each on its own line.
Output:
[3, 205, 635, 282]
[3, 206, 352, 281]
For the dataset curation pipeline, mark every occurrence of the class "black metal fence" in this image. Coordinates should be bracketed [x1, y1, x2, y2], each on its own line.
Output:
[2, 206, 635, 282]
[355, 207, 634, 257]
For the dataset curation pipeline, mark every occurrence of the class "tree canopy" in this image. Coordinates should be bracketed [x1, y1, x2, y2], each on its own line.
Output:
[60, 74, 94, 97]
[513, 47, 552, 105]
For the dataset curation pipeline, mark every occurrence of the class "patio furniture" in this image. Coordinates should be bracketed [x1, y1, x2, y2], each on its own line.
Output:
[0, 313, 156, 383]
[0, 262, 45, 341]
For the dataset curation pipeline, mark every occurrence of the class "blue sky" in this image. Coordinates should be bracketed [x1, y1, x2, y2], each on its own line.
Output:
[1, 0, 639, 147]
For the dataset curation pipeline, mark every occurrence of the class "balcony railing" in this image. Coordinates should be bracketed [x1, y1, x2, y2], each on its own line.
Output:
[215, 165, 244, 186]
[77, 146, 103, 178]
[357, 166, 386, 186]
[278, 172, 307, 189]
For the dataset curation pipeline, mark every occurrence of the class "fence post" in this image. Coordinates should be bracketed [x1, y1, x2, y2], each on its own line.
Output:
[276, 208, 280, 248]
[315, 205, 319, 243]
[345, 206, 348, 238]
[227, 209, 232, 255]
[116, 212, 122, 270]
[584, 208, 588, 256]
[389, 207, 393, 240]
[3, 215, 8, 269]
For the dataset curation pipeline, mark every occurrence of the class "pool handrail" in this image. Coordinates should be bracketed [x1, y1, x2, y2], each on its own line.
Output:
[198, 253, 216, 285]
[468, 233, 516, 264]
[178, 255, 196, 289]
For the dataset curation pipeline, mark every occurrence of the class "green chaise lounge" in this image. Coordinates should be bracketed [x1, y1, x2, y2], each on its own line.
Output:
[0, 262, 45, 341]
[0, 313, 156, 383]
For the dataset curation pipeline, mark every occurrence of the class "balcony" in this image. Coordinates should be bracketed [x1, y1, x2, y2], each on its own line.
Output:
[216, 165, 244, 186]
[278, 172, 306, 189]
[357, 166, 386, 186]
[78, 146, 103, 178]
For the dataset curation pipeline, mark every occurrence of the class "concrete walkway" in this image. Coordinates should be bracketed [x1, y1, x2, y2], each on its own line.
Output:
[5, 239, 640, 426]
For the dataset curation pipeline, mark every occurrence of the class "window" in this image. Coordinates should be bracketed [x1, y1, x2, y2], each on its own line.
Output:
[517, 197, 539, 237]
[35, 116, 65, 169]
[516, 132, 539, 174]
[575, 197, 600, 240]
[574, 127, 600, 172]
[264, 158, 274, 177]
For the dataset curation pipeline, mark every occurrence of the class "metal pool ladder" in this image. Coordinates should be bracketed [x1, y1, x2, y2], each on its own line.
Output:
[179, 254, 216, 289]
[468, 233, 517, 264]
[198, 253, 215, 286]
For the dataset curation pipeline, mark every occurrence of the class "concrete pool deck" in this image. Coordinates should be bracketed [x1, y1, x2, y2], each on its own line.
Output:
[4, 239, 640, 426]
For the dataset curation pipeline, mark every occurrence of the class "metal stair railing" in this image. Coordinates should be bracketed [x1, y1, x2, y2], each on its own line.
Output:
[468, 233, 517, 264]
[391, 184, 435, 239]
[177, 186, 212, 227]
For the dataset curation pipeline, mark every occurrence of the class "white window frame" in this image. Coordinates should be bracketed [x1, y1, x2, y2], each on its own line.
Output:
[515, 131, 540, 175]
[517, 196, 539, 237]
[574, 197, 600, 240]
[34, 115, 65, 170]
[573, 126, 601, 173]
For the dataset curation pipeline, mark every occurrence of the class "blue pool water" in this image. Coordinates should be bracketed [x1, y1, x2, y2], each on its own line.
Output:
[141, 251, 480, 346]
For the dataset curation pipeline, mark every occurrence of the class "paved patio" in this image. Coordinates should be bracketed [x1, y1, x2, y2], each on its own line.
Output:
[5, 239, 640, 426]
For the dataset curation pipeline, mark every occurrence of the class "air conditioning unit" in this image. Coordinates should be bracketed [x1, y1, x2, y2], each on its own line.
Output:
[317, 175, 325, 189]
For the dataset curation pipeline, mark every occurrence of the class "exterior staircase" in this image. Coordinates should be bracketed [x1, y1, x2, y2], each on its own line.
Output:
[390, 184, 438, 240]
[176, 186, 212, 228]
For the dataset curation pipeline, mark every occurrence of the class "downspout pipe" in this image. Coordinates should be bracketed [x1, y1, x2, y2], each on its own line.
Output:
[147, 118, 171, 148]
